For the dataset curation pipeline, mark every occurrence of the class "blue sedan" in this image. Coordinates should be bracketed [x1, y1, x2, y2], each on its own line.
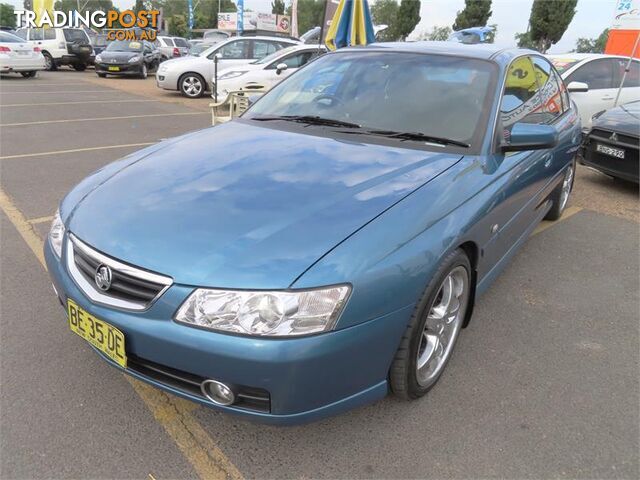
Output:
[45, 42, 582, 424]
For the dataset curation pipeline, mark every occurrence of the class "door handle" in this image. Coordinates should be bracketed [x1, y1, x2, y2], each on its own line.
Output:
[601, 95, 614, 100]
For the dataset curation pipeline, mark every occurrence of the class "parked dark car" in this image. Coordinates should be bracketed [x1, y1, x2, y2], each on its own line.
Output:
[582, 101, 639, 183]
[94, 39, 161, 79]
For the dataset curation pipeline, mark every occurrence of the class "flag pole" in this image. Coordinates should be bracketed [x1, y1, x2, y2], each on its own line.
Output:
[614, 31, 640, 107]
[318, 0, 329, 51]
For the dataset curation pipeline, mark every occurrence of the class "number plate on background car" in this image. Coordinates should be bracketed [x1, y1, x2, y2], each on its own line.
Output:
[108, 66, 120, 71]
[67, 299, 127, 368]
[597, 144, 625, 159]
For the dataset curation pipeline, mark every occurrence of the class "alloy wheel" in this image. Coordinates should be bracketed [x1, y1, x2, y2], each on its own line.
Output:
[182, 76, 203, 97]
[559, 164, 574, 212]
[416, 266, 469, 387]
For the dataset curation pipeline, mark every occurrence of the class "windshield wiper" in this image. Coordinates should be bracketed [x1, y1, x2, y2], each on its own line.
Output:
[339, 128, 470, 148]
[252, 115, 361, 129]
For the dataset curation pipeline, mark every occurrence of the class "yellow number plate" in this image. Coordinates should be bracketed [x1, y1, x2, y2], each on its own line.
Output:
[108, 66, 120, 71]
[67, 299, 127, 368]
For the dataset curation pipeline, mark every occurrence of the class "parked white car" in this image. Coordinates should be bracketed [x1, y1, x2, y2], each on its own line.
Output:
[14, 27, 93, 71]
[216, 44, 326, 97]
[156, 36, 299, 98]
[548, 53, 640, 130]
[155, 36, 189, 60]
[0, 30, 45, 77]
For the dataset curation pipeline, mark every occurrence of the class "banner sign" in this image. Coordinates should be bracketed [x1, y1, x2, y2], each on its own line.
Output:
[322, 0, 340, 43]
[237, 0, 244, 35]
[612, 0, 640, 30]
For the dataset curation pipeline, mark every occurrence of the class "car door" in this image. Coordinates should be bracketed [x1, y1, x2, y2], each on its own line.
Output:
[214, 39, 252, 71]
[487, 55, 562, 262]
[566, 58, 619, 128]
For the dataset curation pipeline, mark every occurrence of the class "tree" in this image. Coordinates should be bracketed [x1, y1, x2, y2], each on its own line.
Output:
[527, 0, 577, 53]
[53, 0, 114, 13]
[271, 0, 285, 15]
[0, 2, 15, 28]
[391, 0, 420, 40]
[453, 0, 492, 31]
[168, 14, 187, 36]
[371, 0, 399, 40]
[515, 31, 537, 50]
[288, 0, 324, 36]
[484, 23, 497, 43]
[575, 28, 609, 53]
[417, 25, 451, 41]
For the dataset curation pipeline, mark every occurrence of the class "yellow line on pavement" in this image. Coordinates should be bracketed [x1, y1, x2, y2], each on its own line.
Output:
[27, 215, 54, 225]
[1, 112, 207, 127]
[533, 206, 583, 236]
[0, 186, 244, 480]
[0, 143, 155, 160]
[0, 99, 157, 107]
[0, 188, 46, 268]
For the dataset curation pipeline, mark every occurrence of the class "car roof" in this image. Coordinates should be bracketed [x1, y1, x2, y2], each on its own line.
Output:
[345, 41, 532, 62]
[546, 53, 632, 61]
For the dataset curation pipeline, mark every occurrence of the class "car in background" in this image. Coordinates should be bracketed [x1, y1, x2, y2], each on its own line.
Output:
[155, 36, 189, 60]
[14, 27, 93, 71]
[91, 34, 108, 58]
[548, 53, 640, 130]
[95, 40, 161, 79]
[0, 30, 45, 77]
[216, 44, 326, 97]
[188, 42, 216, 56]
[581, 101, 639, 183]
[46, 43, 581, 424]
[202, 29, 230, 44]
[156, 35, 299, 98]
[447, 26, 494, 44]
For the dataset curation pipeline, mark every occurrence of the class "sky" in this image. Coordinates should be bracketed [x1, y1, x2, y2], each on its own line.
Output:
[6, 0, 617, 53]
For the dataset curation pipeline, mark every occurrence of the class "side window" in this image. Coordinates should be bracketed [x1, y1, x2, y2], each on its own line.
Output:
[252, 40, 279, 59]
[268, 51, 312, 69]
[616, 59, 640, 88]
[216, 40, 250, 59]
[566, 59, 616, 89]
[500, 56, 545, 130]
[15, 29, 27, 40]
[31, 28, 44, 41]
[163, 38, 174, 47]
[44, 28, 56, 40]
[531, 56, 563, 122]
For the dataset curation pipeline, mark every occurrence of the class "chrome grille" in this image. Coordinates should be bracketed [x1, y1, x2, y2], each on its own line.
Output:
[66, 234, 172, 310]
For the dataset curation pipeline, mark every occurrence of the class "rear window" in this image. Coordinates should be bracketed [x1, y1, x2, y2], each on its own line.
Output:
[93, 35, 107, 47]
[173, 38, 188, 47]
[162, 37, 174, 46]
[549, 58, 581, 74]
[63, 29, 89, 43]
[0, 31, 24, 43]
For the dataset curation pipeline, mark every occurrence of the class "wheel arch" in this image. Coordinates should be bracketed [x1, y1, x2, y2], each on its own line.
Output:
[457, 240, 479, 328]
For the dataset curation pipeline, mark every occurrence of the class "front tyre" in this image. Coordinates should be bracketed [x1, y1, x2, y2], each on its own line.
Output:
[139, 63, 148, 79]
[545, 160, 575, 221]
[390, 249, 471, 399]
[43, 52, 55, 71]
[179, 73, 205, 98]
[72, 63, 87, 71]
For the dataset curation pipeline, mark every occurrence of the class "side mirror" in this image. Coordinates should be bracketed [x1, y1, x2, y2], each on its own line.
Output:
[567, 81, 589, 93]
[501, 123, 558, 152]
[275, 62, 288, 75]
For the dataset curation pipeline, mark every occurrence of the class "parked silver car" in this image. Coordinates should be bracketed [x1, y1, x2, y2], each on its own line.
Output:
[156, 35, 298, 98]
[155, 36, 189, 60]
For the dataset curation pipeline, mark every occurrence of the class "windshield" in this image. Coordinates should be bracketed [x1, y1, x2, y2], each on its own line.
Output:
[253, 45, 297, 65]
[246, 51, 497, 149]
[549, 58, 581, 74]
[191, 43, 215, 56]
[106, 40, 142, 52]
[93, 35, 107, 47]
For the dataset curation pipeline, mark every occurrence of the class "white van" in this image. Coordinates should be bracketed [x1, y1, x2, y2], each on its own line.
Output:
[14, 27, 93, 71]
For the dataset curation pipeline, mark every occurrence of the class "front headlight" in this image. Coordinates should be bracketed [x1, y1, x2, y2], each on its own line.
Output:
[128, 55, 142, 63]
[48, 209, 65, 258]
[175, 285, 350, 337]
[218, 70, 248, 80]
[95, 54, 102, 63]
[158, 64, 168, 73]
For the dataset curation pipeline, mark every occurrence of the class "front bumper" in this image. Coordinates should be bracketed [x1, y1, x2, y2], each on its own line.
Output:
[45, 237, 410, 425]
[156, 70, 179, 90]
[95, 63, 143, 76]
[583, 129, 639, 183]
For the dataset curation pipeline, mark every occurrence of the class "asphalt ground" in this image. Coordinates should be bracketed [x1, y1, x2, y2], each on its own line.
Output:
[1, 69, 638, 480]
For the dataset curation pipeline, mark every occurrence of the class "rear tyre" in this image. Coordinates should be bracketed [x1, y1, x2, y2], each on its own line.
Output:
[390, 249, 471, 400]
[73, 63, 87, 71]
[139, 63, 148, 79]
[43, 52, 56, 71]
[20, 71, 37, 78]
[179, 73, 205, 98]
[545, 160, 575, 221]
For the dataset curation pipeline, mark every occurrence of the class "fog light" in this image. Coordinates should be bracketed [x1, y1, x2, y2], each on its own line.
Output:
[201, 379, 235, 406]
